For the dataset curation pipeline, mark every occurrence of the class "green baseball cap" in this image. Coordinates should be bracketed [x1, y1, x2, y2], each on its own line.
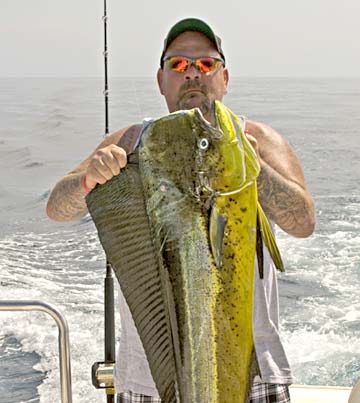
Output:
[160, 18, 225, 67]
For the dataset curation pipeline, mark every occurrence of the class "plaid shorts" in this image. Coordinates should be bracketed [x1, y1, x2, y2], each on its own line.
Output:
[249, 383, 291, 403]
[117, 382, 291, 403]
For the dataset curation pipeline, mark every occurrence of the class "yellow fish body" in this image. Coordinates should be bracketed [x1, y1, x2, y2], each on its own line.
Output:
[210, 103, 262, 402]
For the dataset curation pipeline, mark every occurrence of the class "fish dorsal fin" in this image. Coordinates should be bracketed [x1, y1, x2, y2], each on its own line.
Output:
[257, 203, 285, 272]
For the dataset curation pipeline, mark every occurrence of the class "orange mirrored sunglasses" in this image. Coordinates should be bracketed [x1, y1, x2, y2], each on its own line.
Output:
[163, 56, 224, 74]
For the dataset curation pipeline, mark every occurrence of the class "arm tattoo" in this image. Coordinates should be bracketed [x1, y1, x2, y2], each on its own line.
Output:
[47, 174, 88, 221]
[257, 162, 312, 236]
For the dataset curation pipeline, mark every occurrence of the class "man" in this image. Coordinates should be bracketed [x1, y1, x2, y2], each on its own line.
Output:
[47, 18, 315, 403]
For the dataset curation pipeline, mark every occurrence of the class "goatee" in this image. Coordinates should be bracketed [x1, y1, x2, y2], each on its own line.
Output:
[176, 79, 214, 117]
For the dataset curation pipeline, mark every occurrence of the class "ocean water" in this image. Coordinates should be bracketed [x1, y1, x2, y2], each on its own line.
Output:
[0, 77, 359, 402]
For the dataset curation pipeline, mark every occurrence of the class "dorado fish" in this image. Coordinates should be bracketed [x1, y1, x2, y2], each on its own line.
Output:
[85, 101, 284, 403]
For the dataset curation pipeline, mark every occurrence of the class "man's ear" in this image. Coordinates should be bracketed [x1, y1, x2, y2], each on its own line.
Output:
[223, 67, 229, 92]
[157, 68, 164, 95]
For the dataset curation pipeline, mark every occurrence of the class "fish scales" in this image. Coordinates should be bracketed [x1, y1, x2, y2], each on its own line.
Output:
[86, 101, 282, 403]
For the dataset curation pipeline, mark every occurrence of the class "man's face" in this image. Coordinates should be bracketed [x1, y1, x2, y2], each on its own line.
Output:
[157, 31, 229, 124]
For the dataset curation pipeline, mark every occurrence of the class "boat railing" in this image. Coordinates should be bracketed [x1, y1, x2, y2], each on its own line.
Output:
[0, 300, 72, 403]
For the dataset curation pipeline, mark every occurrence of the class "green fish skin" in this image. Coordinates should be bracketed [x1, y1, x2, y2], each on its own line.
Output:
[86, 101, 284, 403]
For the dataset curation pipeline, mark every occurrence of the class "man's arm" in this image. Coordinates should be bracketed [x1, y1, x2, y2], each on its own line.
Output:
[46, 125, 141, 222]
[245, 120, 315, 238]
[46, 171, 90, 221]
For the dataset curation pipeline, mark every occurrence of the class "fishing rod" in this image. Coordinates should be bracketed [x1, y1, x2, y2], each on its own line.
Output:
[92, 1, 116, 402]
[103, 0, 109, 136]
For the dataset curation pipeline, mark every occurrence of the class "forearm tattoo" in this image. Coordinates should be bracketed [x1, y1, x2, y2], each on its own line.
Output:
[257, 162, 311, 235]
[47, 175, 88, 221]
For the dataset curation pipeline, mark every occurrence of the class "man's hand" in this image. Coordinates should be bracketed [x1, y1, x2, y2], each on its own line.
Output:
[46, 125, 140, 222]
[84, 144, 127, 191]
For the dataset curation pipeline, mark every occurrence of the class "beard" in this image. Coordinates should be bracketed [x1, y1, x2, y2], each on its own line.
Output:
[176, 79, 214, 117]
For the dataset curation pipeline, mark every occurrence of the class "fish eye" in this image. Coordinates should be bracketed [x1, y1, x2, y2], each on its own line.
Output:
[199, 138, 209, 150]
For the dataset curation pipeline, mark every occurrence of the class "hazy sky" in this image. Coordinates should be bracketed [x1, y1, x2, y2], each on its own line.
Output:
[1, 0, 359, 77]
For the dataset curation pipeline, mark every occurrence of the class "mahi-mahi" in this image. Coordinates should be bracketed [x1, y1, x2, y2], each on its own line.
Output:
[85, 101, 284, 403]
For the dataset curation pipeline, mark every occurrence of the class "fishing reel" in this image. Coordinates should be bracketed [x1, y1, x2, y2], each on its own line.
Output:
[92, 259, 116, 399]
[92, 361, 115, 395]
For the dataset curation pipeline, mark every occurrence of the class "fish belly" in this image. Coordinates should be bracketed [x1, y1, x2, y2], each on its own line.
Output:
[210, 101, 259, 402]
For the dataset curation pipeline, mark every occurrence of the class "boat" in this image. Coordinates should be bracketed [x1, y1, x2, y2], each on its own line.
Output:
[290, 384, 354, 403]
[1, 299, 359, 403]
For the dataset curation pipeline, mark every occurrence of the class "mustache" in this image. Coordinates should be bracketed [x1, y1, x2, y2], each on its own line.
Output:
[178, 80, 208, 97]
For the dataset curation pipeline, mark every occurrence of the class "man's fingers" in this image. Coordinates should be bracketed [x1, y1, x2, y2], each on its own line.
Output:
[101, 152, 121, 176]
[111, 146, 127, 169]
[245, 132, 257, 147]
[245, 132, 260, 157]
[85, 145, 127, 187]
[90, 158, 114, 181]
[85, 168, 107, 188]
[97, 145, 127, 174]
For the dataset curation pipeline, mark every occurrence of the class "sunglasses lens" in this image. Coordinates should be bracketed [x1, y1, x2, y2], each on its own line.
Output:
[196, 58, 221, 73]
[165, 56, 223, 73]
[167, 57, 189, 72]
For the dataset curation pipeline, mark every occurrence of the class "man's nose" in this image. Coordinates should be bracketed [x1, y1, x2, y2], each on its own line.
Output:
[184, 64, 200, 80]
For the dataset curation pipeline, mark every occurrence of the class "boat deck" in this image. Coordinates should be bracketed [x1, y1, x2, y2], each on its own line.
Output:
[290, 385, 352, 403]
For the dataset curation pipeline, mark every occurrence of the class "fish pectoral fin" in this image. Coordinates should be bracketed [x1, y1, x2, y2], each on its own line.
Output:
[257, 203, 285, 272]
[209, 203, 228, 269]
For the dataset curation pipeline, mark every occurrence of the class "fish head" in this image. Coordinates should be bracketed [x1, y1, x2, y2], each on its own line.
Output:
[140, 109, 209, 199]
[193, 101, 261, 198]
